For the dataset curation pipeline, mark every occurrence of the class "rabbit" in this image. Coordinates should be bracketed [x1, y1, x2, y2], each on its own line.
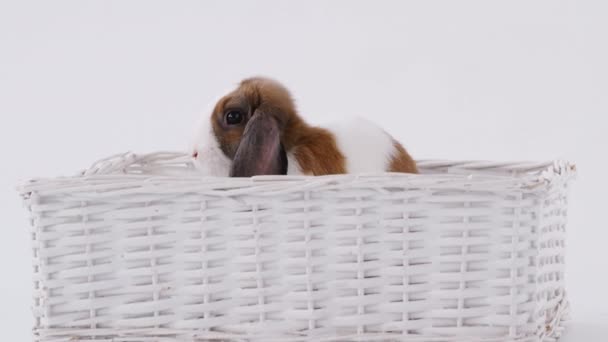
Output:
[190, 77, 418, 177]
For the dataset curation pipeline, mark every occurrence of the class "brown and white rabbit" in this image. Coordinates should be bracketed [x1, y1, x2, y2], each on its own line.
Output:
[190, 77, 417, 177]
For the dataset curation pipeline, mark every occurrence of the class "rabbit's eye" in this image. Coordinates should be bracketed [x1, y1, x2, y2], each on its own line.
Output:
[225, 111, 244, 125]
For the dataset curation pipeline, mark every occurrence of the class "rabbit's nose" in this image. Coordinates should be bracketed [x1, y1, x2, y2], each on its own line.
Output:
[192, 151, 199, 158]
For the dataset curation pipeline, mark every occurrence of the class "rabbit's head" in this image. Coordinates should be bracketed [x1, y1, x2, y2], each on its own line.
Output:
[191, 77, 301, 177]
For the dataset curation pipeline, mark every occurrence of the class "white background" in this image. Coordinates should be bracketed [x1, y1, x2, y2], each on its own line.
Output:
[1, 0, 606, 340]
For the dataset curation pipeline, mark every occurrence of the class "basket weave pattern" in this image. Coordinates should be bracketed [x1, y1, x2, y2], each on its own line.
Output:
[19, 152, 575, 342]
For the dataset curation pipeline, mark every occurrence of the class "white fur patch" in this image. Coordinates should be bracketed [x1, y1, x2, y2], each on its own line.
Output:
[326, 117, 396, 173]
[287, 153, 306, 175]
[190, 97, 232, 177]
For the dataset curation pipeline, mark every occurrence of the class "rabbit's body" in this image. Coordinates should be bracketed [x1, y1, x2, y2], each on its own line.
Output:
[282, 117, 407, 175]
[191, 77, 417, 177]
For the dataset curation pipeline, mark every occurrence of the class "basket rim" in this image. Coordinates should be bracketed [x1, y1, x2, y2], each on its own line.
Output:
[17, 151, 576, 197]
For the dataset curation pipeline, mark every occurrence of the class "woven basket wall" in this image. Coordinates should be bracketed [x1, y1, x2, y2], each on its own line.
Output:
[18, 152, 576, 342]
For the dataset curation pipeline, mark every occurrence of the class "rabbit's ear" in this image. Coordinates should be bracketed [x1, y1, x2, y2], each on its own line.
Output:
[229, 110, 287, 177]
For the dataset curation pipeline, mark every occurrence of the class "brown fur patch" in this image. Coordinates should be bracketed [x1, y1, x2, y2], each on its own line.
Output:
[389, 140, 418, 173]
[284, 123, 346, 175]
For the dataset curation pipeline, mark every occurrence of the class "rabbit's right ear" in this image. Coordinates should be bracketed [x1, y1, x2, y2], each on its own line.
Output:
[229, 112, 287, 177]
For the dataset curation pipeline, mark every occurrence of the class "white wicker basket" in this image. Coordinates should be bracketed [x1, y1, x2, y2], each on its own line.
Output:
[19, 152, 576, 342]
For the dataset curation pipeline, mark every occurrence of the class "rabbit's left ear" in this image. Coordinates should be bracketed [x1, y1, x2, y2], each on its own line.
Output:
[229, 111, 287, 177]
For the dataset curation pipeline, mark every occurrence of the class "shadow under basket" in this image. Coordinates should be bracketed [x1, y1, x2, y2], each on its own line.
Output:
[18, 152, 576, 342]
